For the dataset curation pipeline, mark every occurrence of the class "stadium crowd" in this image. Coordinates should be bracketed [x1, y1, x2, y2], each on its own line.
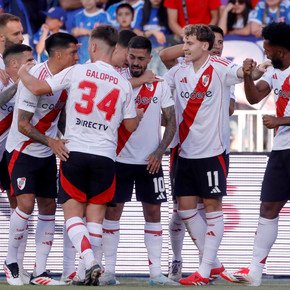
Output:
[0, 0, 289, 287]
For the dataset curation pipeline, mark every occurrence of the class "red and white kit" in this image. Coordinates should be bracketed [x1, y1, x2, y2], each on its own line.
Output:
[261, 66, 290, 150]
[6, 61, 67, 157]
[46, 61, 136, 160]
[0, 78, 15, 160]
[165, 55, 242, 158]
[117, 68, 174, 164]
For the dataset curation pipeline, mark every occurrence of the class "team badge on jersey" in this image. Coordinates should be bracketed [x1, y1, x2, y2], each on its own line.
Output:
[17, 177, 26, 190]
[202, 75, 210, 87]
[145, 83, 154, 91]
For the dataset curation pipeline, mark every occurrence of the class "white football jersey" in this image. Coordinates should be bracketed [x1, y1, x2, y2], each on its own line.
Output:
[6, 62, 67, 158]
[0, 78, 15, 160]
[165, 55, 242, 159]
[261, 66, 290, 150]
[116, 69, 174, 164]
[46, 61, 136, 161]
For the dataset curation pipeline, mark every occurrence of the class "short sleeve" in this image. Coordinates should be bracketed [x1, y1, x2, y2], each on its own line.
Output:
[161, 80, 174, 108]
[46, 66, 74, 93]
[17, 82, 38, 114]
[123, 84, 137, 119]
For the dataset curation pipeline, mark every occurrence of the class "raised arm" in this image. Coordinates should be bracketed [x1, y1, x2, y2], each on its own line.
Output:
[159, 44, 183, 69]
[129, 70, 162, 88]
[147, 105, 176, 174]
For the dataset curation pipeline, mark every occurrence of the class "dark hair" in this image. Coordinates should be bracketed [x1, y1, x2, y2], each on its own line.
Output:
[184, 24, 215, 51]
[0, 13, 21, 29]
[90, 25, 118, 47]
[3, 44, 32, 65]
[140, 0, 168, 29]
[118, 30, 137, 48]
[209, 25, 224, 38]
[227, 0, 252, 32]
[262, 22, 290, 51]
[45, 32, 78, 56]
[128, 36, 152, 53]
[116, 3, 134, 17]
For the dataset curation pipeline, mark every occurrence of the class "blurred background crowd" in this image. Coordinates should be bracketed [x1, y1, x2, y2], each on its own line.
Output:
[1, 0, 289, 75]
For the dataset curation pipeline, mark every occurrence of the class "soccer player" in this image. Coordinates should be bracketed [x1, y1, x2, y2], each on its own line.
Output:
[0, 44, 34, 285]
[164, 24, 261, 286]
[221, 22, 290, 287]
[160, 25, 236, 282]
[100, 36, 178, 286]
[18, 25, 140, 286]
[4, 32, 79, 286]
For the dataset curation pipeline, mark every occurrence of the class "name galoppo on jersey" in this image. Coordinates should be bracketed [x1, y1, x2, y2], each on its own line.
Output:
[6, 62, 67, 158]
[164, 55, 242, 159]
[46, 60, 136, 161]
[116, 68, 174, 164]
[261, 66, 290, 150]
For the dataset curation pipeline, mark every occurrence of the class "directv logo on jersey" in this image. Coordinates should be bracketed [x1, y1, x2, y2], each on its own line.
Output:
[76, 117, 108, 130]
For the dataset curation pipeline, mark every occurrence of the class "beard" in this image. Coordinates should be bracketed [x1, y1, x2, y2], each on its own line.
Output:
[271, 57, 283, 69]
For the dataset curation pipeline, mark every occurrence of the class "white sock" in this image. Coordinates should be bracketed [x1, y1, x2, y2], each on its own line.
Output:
[87, 222, 103, 265]
[6, 208, 30, 264]
[102, 219, 120, 274]
[66, 217, 95, 269]
[63, 223, 77, 276]
[198, 211, 224, 278]
[17, 225, 29, 271]
[249, 216, 279, 278]
[169, 205, 185, 262]
[34, 214, 55, 276]
[77, 257, 86, 280]
[197, 203, 206, 222]
[144, 222, 162, 278]
[178, 209, 207, 261]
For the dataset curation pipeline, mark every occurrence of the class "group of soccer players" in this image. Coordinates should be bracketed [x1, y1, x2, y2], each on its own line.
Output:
[0, 9, 290, 288]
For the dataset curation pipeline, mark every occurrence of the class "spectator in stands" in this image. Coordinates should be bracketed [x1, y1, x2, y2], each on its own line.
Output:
[219, 0, 253, 35]
[33, 7, 67, 62]
[71, 0, 111, 63]
[59, 0, 83, 32]
[249, 0, 290, 38]
[106, 0, 144, 27]
[116, 3, 134, 30]
[164, 0, 221, 43]
[134, 0, 170, 75]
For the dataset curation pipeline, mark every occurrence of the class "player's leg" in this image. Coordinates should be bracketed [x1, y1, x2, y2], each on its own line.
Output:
[101, 162, 133, 285]
[137, 165, 179, 286]
[168, 145, 185, 281]
[223, 150, 289, 286]
[5, 151, 36, 285]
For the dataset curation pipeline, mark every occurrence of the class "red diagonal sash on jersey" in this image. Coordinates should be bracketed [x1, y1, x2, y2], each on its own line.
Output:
[116, 82, 158, 155]
[179, 65, 214, 145]
[8, 90, 68, 176]
[276, 75, 290, 133]
[0, 112, 13, 135]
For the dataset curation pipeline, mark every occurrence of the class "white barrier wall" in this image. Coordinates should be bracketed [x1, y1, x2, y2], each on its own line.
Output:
[1, 154, 290, 276]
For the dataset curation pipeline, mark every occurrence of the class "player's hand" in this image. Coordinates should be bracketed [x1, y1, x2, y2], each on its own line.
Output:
[48, 138, 70, 161]
[142, 70, 163, 84]
[0, 69, 10, 86]
[18, 61, 35, 76]
[153, 31, 166, 45]
[146, 149, 163, 174]
[243, 58, 257, 76]
[136, 107, 144, 122]
[257, 60, 272, 73]
[263, 115, 279, 129]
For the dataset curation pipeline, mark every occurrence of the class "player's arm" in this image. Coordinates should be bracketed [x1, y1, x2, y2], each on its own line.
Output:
[236, 59, 272, 80]
[129, 70, 162, 88]
[147, 105, 176, 174]
[263, 115, 290, 129]
[229, 98, 235, 116]
[57, 108, 66, 136]
[159, 44, 183, 69]
[0, 83, 18, 106]
[18, 109, 69, 161]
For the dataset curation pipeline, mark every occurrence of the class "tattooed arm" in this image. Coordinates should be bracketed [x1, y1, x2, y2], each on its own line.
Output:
[18, 109, 69, 161]
[0, 83, 18, 106]
[147, 105, 176, 174]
